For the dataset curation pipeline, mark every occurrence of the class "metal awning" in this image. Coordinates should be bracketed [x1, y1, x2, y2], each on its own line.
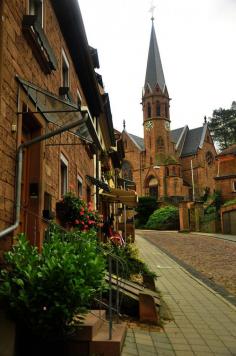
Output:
[86, 175, 110, 193]
[16, 76, 101, 149]
[100, 188, 138, 207]
[117, 177, 136, 189]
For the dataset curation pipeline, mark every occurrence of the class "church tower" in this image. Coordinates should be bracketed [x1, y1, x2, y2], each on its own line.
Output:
[142, 18, 173, 166]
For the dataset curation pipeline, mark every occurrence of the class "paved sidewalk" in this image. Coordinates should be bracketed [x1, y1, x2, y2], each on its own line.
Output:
[122, 232, 236, 355]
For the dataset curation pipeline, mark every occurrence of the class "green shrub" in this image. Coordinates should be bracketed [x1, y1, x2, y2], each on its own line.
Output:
[135, 196, 158, 227]
[0, 231, 105, 338]
[204, 206, 216, 215]
[146, 206, 179, 230]
[101, 241, 157, 281]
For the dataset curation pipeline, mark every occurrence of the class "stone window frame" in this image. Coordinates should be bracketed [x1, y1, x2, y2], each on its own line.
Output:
[122, 160, 133, 181]
[156, 136, 164, 149]
[28, 0, 44, 28]
[77, 89, 82, 109]
[61, 49, 70, 88]
[147, 102, 152, 118]
[233, 181, 236, 192]
[205, 151, 214, 166]
[77, 174, 83, 197]
[156, 101, 161, 116]
[60, 153, 68, 198]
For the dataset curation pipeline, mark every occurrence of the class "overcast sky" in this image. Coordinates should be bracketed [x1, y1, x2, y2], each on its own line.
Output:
[79, 0, 236, 137]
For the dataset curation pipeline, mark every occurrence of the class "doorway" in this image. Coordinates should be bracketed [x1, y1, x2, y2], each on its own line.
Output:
[20, 112, 42, 246]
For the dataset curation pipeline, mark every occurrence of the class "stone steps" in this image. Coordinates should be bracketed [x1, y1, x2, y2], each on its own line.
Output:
[66, 310, 127, 356]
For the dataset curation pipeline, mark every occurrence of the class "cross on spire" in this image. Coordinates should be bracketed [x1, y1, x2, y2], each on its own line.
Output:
[149, 1, 156, 22]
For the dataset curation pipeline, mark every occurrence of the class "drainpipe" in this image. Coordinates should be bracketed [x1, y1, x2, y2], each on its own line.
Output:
[0, 1, 5, 113]
[191, 159, 195, 202]
[0, 115, 88, 239]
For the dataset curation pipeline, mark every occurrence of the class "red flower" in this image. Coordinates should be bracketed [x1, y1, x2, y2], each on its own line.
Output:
[80, 211, 84, 216]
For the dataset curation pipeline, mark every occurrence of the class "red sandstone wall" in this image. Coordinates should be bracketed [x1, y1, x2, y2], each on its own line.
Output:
[0, 1, 94, 236]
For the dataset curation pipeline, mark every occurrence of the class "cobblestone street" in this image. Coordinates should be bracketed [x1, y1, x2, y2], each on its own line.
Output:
[122, 231, 236, 356]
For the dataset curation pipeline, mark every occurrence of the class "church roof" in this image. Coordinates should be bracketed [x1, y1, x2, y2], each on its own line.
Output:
[170, 127, 185, 144]
[181, 126, 207, 157]
[144, 22, 166, 92]
[128, 133, 145, 151]
[126, 125, 208, 157]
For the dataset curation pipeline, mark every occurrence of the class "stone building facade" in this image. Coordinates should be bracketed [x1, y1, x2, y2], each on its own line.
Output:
[0, 0, 116, 250]
[215, 144, 236, 201]
[121, 20, 216, 202]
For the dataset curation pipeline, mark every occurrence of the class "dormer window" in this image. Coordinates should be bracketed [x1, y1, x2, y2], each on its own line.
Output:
[29, 0, 43, 27]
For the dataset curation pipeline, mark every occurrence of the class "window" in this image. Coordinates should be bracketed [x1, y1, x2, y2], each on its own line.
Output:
[122, 161, 133, 181]
[233, 181, 236, 192]
[206, 151, 214, 166]
[86, 185, 91, 204]
[29, 0, 43, 27]
[147, 103, 151, 118]
[77, 89, 82, 109]
[60, 154, 68, 197]
[165, 167, 169, 176]
[156, 102, 161, 116]
[62, 50, 69, 88]
[78, 175, 83, 197]
[148, 177, 158, 199]
[43, 192, 52, 219]
[156, 136, 164, 148]
[165, 103, 169, 118]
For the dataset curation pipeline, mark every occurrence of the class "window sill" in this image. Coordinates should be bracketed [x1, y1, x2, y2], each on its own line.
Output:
[22, 15, 57, 74]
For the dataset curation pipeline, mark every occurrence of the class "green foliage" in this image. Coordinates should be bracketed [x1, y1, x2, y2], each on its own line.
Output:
[135, 196, 158, 227]
[204, 206, 216, 215]
[0, 231, 105, 338]
[146, 206, 179, 230]
[223, 198, 236, 207]
[101, 241, 157, 281]
[208, 107, 236, 149]
[56, 192, 102, 231]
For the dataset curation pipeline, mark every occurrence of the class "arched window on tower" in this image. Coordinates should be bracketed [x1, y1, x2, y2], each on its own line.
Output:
[122, 161, 133, 181]
[165, 103, 169, 118]
[156, 102, 161, 116]
[156, 136, 164, 149]
[147, 103, 151, 118]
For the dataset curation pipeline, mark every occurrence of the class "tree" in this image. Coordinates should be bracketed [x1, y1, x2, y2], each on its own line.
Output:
[208, 107, 236, 150]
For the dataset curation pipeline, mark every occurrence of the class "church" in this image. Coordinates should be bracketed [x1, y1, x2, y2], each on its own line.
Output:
[121, 19, 216, 202]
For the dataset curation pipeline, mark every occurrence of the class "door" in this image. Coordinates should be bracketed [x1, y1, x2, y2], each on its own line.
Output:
[20, 114, 42, 246]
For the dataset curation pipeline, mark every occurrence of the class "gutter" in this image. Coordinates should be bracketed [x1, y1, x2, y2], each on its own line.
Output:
[0, 115, 88, 239]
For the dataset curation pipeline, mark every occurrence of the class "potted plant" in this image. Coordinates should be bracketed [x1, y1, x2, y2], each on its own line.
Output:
[56, 193, 103, 231]
[0, 229, 105, 356]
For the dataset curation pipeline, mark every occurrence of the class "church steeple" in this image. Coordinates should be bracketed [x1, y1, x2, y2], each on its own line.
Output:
[144, 21, 166, 93]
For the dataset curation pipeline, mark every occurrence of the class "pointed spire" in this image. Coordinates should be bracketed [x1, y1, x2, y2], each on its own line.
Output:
[123, 119, 126, 130]
[144, 20, 166, 92]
